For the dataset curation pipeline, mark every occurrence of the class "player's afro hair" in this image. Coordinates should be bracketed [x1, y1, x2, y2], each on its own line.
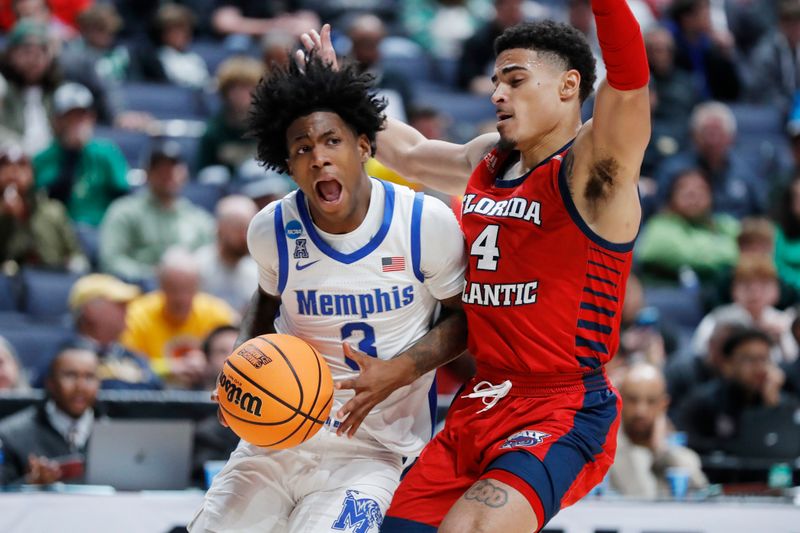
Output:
[494, 20, 597, 103]
[248, 56, 387, 174]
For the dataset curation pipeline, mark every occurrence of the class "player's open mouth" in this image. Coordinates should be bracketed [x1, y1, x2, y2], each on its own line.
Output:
[496, 112, 513, 125]
[314, 177, 343, 205]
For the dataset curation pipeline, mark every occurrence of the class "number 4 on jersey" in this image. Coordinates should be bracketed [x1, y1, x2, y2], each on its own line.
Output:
[471, 225, 500, 271]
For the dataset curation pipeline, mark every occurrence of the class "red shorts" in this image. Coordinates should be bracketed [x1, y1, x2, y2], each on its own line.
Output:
[382, 369, 620, 532]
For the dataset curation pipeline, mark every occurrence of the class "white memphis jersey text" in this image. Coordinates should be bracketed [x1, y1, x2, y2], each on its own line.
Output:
[247, 178, 466, 456]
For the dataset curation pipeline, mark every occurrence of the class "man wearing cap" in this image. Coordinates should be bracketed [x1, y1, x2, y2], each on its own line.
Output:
[0, 145, 87, 271]
[99, 139, 214, 284]
[69, 273, 161, 390]
[33, 82, 129, 228]
[0, 18, 59, 156]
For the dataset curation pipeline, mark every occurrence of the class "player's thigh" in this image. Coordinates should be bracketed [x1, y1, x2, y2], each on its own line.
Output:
[438, 477, 538, 533]
[286, 451, 402, 533]
[189, 445, 295, 532]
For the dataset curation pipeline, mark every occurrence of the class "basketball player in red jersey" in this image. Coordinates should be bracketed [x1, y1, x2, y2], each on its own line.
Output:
[303, 0, 650, 529]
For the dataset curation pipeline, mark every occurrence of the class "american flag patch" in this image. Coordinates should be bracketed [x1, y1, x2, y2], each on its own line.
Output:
[382, 256, 405, 272]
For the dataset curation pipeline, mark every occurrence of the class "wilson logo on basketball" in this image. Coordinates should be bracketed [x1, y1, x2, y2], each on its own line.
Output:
[219, 373, 263, 416]
[238, 346, 273, 369]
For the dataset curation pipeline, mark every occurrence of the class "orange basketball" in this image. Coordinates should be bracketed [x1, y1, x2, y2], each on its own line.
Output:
[217, 334, 334, 449]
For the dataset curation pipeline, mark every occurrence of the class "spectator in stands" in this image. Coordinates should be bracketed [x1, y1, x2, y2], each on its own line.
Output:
[192, 325, 240, 484]
[6, 0, 77, 42]
[0, 19, 60, 156]
[0, 346, 99, 484]
[637, 167, 740, 285]
[665, 319, 746, 422]
[347, 14, 413, 117]
[706, 217, 799, 311]
[237, 167, 293, 211]
[196, 57, 264, 176]
[782, 313, 800, 396]
[135, 3, 209, 89]
[210, 0, 319, 38]
[775, 173, 800, 293]
[456, 0, 523, 94]
[679, 328, 795, 453]
[642, 25, 701, 177]
[194, 195, 258, 313]
[608, 363, 708, 499]
[747, 0, 800, 114]
[655, 102, 765, 219]
[68, 273, 162, 391]
[0, 146, 88, 272]
[691, 255, 798, 363]
[402, 0, 490, 59]
[99, 139, 215, 284]
[260, 30, 296, 73]
[200, 324, 238, 390]
[0, 335, 29, 391]
[33, 82, 129, 228]
[121, 248, 237, 388]
[566, 0, 607, 90]
[665, 0, 741, 101]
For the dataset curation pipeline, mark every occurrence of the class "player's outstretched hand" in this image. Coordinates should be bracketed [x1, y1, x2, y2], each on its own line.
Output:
[295, 23, 338, 72]
[335, 343, 414, 438]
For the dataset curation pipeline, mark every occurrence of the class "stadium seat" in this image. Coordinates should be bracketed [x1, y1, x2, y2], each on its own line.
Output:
[0, 322, 72, 383]
[94, 126, 150, 168]
[75, 224, 100, 269]
[383, 54, 434, 84]
[121, 82, 206, 120]
[644, 285, 704, 332]
[191, 40, 237, 75]
[20, 269, 81, 318]
[413, 82, 496, 131]
[181, 182, 226, 213]
[0, 272, 19, 312]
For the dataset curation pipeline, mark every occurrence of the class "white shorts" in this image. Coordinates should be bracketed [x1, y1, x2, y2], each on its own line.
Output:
[188, 425, 404, 533]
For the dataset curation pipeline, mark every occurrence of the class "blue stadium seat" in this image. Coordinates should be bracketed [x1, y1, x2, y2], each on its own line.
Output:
[0, 273, 19, 312]
[383, 54, 434, 83]
[94, 126, 150, 168]
[413, 82, 496, 130]
[75, 224, 100, 269]
[169, 136, 202, 172]
[20, 269, 81, 318]
[191, 40, 237, 75]
[121, 82, 206, 120]
[181, 182, 226, 213]
[644, 285, 704, 331]
[0, 322, 72, 383]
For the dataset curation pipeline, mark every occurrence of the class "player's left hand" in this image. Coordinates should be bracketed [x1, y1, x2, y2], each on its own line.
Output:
[295, 23, 338, 72]
[334, 343, 414, 438]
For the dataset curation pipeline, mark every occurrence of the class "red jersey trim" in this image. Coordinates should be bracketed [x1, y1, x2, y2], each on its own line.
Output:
[556, 151, 638, 253]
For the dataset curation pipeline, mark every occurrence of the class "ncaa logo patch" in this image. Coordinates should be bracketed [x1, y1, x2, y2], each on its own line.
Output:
[285, 220, 303, 239]
[500, 430, 551, 450]
[331, 490, 383, 533]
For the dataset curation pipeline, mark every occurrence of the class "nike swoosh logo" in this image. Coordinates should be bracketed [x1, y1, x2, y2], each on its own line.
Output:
[295, 260, 320, 271]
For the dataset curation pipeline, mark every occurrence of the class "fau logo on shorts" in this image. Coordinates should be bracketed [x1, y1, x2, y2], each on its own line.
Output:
[500, 430, 551, 450]
[331, 490, 383, 533]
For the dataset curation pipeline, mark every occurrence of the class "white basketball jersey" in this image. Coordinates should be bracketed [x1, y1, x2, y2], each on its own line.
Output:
[262, 179, 456, 456]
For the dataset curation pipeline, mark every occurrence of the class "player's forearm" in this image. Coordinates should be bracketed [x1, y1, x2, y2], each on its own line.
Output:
[591, 0, 649, 91]
[376, 118, 427, 180]
[236, 289, 280, 349]
[390, 306, 468, 385]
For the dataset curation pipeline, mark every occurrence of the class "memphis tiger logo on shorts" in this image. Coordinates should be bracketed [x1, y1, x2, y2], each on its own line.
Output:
[331, 489, 382, 533]
[500, 430, 551, 450]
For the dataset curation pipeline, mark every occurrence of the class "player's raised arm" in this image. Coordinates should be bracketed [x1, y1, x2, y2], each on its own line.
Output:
[376, 121, 497, 196]
[584, 0, 651, 180]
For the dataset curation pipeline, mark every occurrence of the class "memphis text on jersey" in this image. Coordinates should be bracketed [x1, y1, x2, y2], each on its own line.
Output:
[295, 285, 414, 319]
[461, 193, 541, 307]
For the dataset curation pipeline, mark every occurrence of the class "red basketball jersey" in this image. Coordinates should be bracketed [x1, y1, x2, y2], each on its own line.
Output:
[461, 141, 635, 377]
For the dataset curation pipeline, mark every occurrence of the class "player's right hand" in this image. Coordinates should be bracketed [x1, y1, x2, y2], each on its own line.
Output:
[295, 23, 338, 71]
[210, 388, 229, 428]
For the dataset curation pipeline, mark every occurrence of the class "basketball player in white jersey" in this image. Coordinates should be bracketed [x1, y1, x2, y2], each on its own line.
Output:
[188, 57, 468, 532]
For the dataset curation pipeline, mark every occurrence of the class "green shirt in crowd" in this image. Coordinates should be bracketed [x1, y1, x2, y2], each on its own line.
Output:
[34, 139, 129, 227]
[637, 212, 740, 283]
[775, 226, 800, 292]
[99, 191, 214, 282]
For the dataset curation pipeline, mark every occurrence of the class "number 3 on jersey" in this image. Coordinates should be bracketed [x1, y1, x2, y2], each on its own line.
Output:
[341, 322, 378, 370]
[471, 225, 500, 271]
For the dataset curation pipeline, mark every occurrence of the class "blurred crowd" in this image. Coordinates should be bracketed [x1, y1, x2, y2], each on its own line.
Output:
[1, 0, 800, 497]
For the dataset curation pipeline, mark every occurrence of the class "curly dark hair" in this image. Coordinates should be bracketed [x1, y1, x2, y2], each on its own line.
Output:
[494, 21, 597, 103]
[248, 57, 387, 174]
